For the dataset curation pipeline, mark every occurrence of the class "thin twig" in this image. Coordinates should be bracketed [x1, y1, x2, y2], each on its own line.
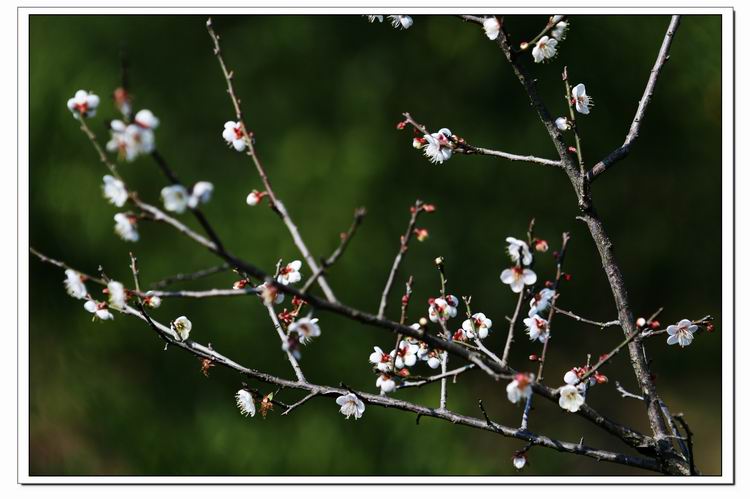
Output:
[265, 303, 306, 382]
[400, 364, 476, 388]
[673, 414, 697, 476]
[553, 307, 620, 329]
[377, 200, 424, 319]
[402, 112, 562, 167]
[587, 16, 681, 182]
[206, 17, 336, 303]
[150, 263, 231, 289]
[615, 381, 644, 401]
[301, 207, 366, 293]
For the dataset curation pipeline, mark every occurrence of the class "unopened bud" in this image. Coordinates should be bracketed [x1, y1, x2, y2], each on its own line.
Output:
[418, 317, 428, 327]
[520, 42, 529, 50]
[396, 120, 407, 130]
[529, 354, 539, 362]
[636, 317, 647, 328]
[434, 256, 444, 267]
[706, 322, 715, 332]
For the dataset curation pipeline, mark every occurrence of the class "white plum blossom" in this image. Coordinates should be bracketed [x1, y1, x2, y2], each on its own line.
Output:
[133, 109, 160, 130]
[422, 128, 453, 164]
[667, 319, 699, 348]
[513, 454, 527, 470]
[376, 373, 397, 393]
[289, 317, 321, 345]
[529, 288, 555, 317]
[501, 266, 537, 293]
[462, 313, 493, 339]
[246, 189, 267, 206]
[551, 21, 569, 40]
[188, 181, 214, 209]
[107, 280, 127, 309]
[66, 90, 100, 118]
[235, 389, 256, 417]
[258, 282, 284, 306]
[366, 15, 384, 23]
[523, 314, 550, 343]
[532, 36, 558, 63]
[428, 295, 459, 323]
[106, 120, 137, 162]
[64, 269, 87, 299]
[506, 373, 533, 404]
[388, 15, 413, 29]
[483, 17, 501, 40]
[391, 340, 418, 369]
[84, 300, 113, 321]
[278, 260, 302, 285]
[172, 315, 192, 341]
[506, 237, 533, 266]
[550, 15, 565, 24]
[558, 384, 585, 412]
[425, 350, 446, 369]
[161, 185, 190, 214]
[555, 117, 571, 131]
[369, 346, 393, 372]
[114, 213, 139, 242]
[102, 175, 128, 207]
[223, 121, 247, 152]
[336, 393, 365, 420]
[572, 83, 593, 115]
[144, 291, 162, 309]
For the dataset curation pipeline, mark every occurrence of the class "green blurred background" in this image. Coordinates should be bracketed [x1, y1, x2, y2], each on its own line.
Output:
[28, 14, 723, 476]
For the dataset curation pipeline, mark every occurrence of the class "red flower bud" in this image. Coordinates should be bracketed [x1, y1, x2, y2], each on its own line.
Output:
[396, 120, 407, 130]
[529, 354, 539, 362]
[649, 320, 661, 329]
[706, 322, 715, 332]
[568, 146, 577, 154]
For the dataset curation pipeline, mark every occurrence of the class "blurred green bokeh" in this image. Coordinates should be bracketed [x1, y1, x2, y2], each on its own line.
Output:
[28, 14, 722, 476]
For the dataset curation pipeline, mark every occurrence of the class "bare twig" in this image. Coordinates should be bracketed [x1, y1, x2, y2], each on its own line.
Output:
[587, 16, 681, 182]
[301, 207, 366, 293]
[377, 200, 425, 319]
[150, 263, 231, 289]
[673, 414, 697, 476]
[615, 381, 644, 401]
[206, 17, 336, 303]
[553, 307, 620, 329]
[400, 364, 476, 389]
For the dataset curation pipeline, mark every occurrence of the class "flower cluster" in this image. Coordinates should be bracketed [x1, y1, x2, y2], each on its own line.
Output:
[365, 15, 413, 30]
[368, 332, 446, 394]
[459, 312, 493, 340]
[427, 295, 459, 323]
[106, 109, 160, 162]
[66, 90, 100, 119]
[500, 237, 537, 293]
[161, 181, 214, 214]
[531, 16, 569, 63]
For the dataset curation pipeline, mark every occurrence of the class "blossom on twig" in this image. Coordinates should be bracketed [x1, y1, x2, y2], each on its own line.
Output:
[222, 121, 247, 151]
[336, 393, 365, 420]
[501, 266, 537, 293]
[171, 315, 192, 341]
[422, 128, 453, 164]
[113, 213, 139, 242]
[523, 314, 550, 343]
[529, 288, 555, 317]
[428, 295, 459, 322]
[483, 17, 501, 40]
[572, 84, 593, 115]
[278, 260, 302, 285]
[102, 175, 128, 207]
[369, 346, 393, 372]
[64, 269, 87, 299]
[66, 89, 100, 118]
[288, 317, 321, 345]
[506, 237, 533, 266]
[667, 319, 699, 348]
[107, 280, 127, 309]
[558, 384, 585, 412]
[532, 36, 557, 63]
[462, 312, 493, 339]
[506, 373, 533, 403]
[83, 299, 113, 321]
[235, 389, 256, 417]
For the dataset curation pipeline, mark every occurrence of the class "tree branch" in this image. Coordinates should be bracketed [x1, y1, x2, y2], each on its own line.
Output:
[587, 16, 681, 182]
